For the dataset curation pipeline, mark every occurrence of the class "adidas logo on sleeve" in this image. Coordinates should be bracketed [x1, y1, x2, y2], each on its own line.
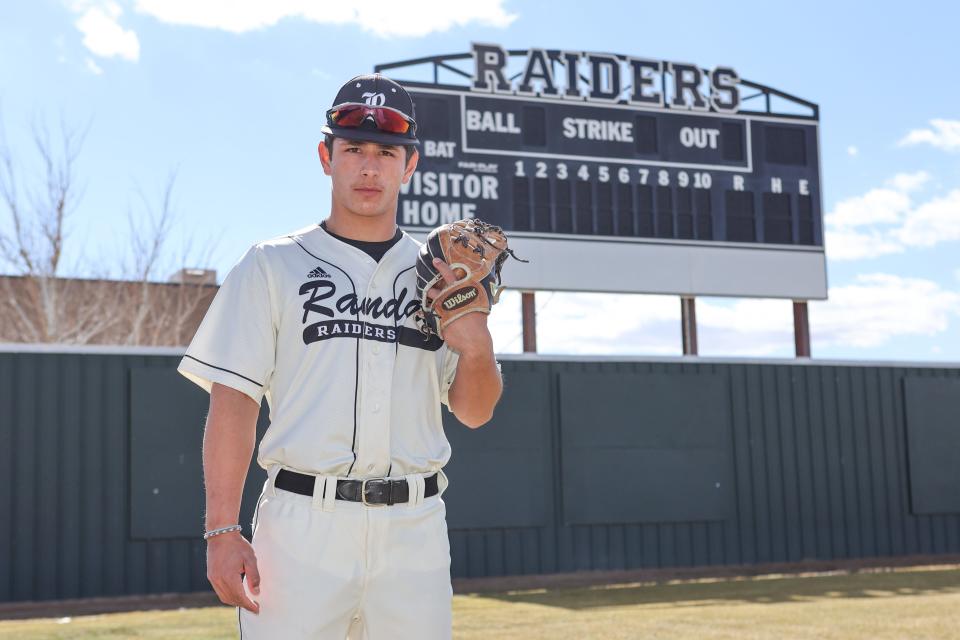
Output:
[308, 266, 331, 279]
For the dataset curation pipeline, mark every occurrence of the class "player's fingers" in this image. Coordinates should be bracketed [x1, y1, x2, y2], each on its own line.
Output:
[227, 575, 260, 614]
[426, 283, 443, 303]
[244, 556, 261, 596]
[432, 258, 458, 286]
[209, 563, 255, 609]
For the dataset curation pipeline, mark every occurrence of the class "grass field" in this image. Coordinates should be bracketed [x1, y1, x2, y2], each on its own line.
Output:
[1, 565, 958, 639]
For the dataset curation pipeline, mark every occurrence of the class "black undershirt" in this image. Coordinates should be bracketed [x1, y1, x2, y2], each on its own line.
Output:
[321, 221, 402, 263]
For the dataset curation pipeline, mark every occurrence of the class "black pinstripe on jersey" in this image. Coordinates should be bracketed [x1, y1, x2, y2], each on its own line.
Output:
[182, 354, 263, 387]
[291, 237, 363, 477]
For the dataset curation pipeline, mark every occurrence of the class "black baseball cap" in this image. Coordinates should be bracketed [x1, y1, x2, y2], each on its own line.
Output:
[321, 73, 420, 146]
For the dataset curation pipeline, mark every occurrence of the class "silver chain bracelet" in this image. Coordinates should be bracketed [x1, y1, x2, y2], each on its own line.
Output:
[203, 524, 243, 540]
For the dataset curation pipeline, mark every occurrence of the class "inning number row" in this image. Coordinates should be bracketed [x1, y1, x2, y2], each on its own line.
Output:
[514, 161, 713, 189]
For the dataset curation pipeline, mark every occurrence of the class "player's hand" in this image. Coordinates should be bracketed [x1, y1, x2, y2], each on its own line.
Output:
[427, 257, 494, 357]
[206, 532, 261, 614]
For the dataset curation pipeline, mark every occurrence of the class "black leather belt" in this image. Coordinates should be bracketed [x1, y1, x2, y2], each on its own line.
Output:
[275, 469, 439, 506]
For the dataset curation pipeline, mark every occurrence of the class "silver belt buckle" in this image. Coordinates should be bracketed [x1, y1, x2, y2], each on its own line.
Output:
[361, 478, 387, 507]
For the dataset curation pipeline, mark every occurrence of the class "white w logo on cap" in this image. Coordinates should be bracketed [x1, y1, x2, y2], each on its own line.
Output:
[362, 92, 386, 106]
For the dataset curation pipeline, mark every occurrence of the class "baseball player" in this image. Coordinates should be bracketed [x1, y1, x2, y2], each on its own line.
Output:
[177, 73, 503, 639]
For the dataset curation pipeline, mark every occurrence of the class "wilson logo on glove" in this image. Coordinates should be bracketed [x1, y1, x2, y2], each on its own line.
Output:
[441, 287, 479, 311]
[415, 218, 527, 340]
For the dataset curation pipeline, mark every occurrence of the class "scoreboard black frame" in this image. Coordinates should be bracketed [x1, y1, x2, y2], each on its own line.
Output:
[376, 45, 828, 300]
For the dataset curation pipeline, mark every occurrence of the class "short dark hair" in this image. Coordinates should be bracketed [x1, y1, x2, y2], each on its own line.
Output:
[324, 134, 416, 164]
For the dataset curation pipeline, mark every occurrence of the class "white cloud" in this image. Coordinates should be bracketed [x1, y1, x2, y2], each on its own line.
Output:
[899, 119, 960, 152]
[134, 0, 517, 38]
[696, 298, 794, 356]
[886, 170, 930, 193]
[895, 190, 960, 247]
[488, 290, 681, 356]
[810, 274, 960, 348]
[824, 227, 904, 261]
[535, 292, 679, 355]
[687, 278, 960, 354]
[486, 274, 960, 357]
[697, 298, 789, 335]
[74, 1, 140, 61]
[538, 293, 680, 354]
[847, 145, 858, 156]
[823, 171, 960, 260]
[823, 176, 912, 260]
[488, 290, 523, 353]
[825, 187, 911, 229]
[85, 57, 104, 74]
[825, 172, 929, 231]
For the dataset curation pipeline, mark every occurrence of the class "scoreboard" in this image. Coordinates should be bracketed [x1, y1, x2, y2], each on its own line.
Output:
[379, 45, 827, 300]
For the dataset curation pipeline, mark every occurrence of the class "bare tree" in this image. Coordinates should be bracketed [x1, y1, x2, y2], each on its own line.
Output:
[0, 113, 92, 342]
[118, 172, 220, 346]
[0, 112, 219, 346]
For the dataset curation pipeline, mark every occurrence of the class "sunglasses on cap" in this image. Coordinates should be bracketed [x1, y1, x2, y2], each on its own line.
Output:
[326, 103, 416, 135]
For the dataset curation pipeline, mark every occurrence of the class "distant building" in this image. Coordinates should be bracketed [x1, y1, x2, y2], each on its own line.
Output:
[0, 270, 218, 346]
[167, 268, 217, 286]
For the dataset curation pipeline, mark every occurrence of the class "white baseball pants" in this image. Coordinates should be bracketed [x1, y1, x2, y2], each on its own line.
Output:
[237, 470, 453, 640]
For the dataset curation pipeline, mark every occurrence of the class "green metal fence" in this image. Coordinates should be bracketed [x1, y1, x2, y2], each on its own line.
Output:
[1, 348, 958, 603]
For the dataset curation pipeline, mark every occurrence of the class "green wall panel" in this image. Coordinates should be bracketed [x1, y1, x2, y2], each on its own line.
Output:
[903, 377, 960, 515]
[559, 371, 734, 524]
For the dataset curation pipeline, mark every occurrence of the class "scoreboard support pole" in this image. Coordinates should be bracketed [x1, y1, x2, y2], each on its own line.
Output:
[521, 291, 537, 353]
[793, 301, 811, 358]
[681, 297, 699, 356]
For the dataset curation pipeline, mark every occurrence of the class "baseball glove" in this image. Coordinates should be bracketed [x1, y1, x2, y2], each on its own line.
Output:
[415, 218, 527, 340]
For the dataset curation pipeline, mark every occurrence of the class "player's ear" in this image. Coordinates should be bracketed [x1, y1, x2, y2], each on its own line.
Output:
[402, 148, 419, 184]
[318, 140, 333, 176]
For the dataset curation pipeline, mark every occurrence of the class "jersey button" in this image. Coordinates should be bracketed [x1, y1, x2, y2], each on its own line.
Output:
[366, 463, 375, 472]
[373, 403, 381, 413]
[372, 344, 380, 355]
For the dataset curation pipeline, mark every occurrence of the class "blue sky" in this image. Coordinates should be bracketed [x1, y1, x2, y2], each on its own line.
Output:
[2, 0, 959, 360]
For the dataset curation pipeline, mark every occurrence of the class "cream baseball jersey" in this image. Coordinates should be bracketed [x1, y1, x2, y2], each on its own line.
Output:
[177, 223, 460, 480]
